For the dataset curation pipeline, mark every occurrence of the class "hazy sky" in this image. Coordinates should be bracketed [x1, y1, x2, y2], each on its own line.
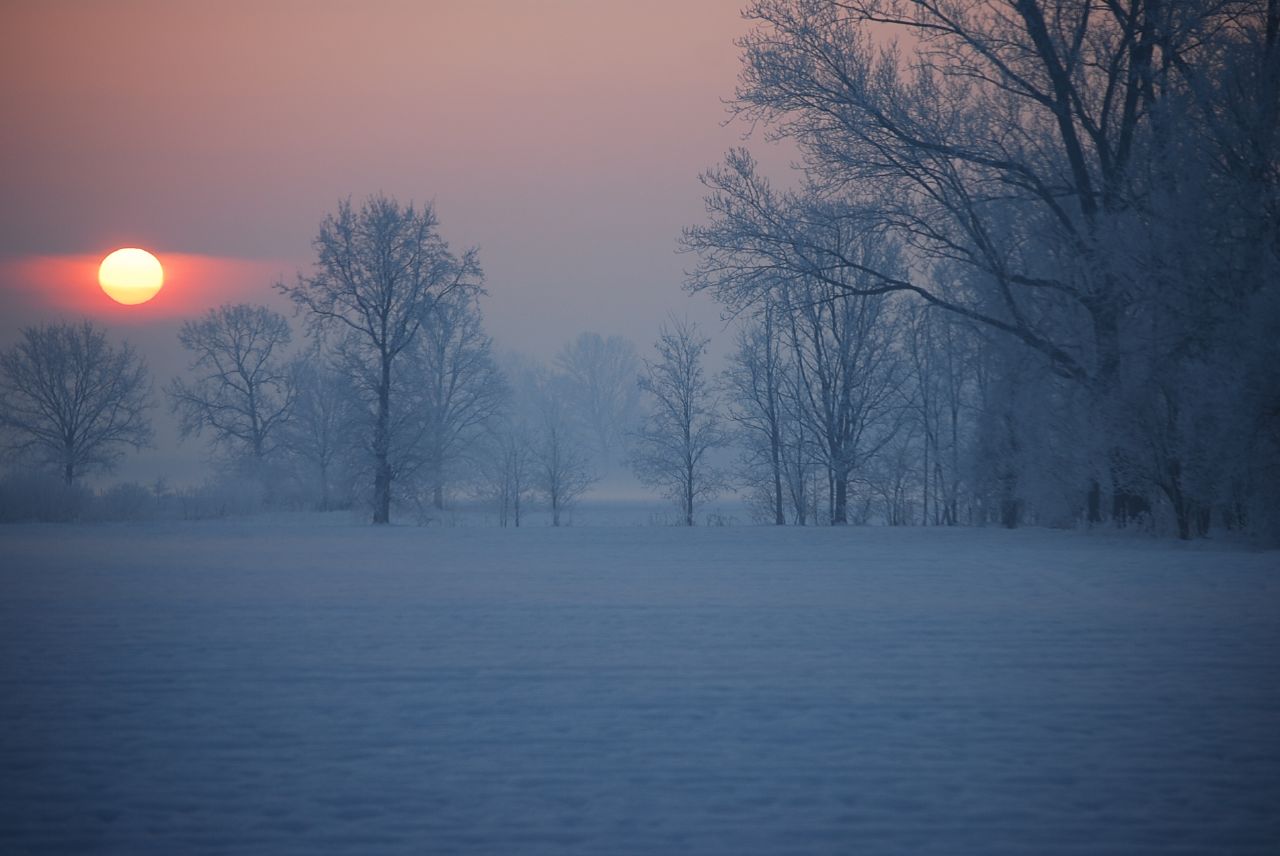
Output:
[0, 0, 786, 484]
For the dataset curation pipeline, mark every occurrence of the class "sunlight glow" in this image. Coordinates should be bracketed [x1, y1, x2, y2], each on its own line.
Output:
[98, 248, 164, 305]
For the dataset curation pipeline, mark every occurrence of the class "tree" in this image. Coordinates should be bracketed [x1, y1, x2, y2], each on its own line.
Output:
[532, 374, 596, 526]
[407, 289, 506, 510]
[278, 194, 482, 524]
[167, 303, 296, 464]
[281, 352, 360, 511]
[0, 321, 152, 484]
[786, 276, 904, 525]
[690, 0, 1213, 382]
[685, 0, 1279, 537]
[481, 352, 544, 527]
[554, 332, 641, 463]
[901, 302, 978, 526]
[631, 318, 729, 526]
[724, 302, 789, 524]
[483, 415, 534, 527]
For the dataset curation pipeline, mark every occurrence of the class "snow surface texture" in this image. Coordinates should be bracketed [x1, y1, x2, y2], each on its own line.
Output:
[1, 520, 1277, 854]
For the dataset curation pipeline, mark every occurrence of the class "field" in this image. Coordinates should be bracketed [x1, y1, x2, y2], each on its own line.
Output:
[1, 517, 1277, 854]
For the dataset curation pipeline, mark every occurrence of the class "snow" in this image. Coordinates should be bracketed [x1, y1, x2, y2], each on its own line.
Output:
[1, 520, 1277, 854]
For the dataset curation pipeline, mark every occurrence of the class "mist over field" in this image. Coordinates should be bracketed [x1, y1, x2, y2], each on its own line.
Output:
[2, 0, 1278, 852]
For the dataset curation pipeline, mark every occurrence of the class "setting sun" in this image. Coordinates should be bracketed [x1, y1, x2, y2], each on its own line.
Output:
[98, 248, 164, 305]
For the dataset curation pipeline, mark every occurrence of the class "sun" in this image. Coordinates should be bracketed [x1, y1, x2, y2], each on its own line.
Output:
[98, 248, 164, 305]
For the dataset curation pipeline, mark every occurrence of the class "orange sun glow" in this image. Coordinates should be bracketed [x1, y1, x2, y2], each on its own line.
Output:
[98, 248, 164, 305]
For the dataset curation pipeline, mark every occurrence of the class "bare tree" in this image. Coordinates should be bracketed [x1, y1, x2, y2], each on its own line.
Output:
[278, 194, 482, 524]
[481, 353, 544, 527]
[281, 352, 360, 511]
[555, 332, 641, 463]
[532, 375, 596, 526]
[902, 302, 978, 526]
[483, 416, 534, 527]
[724, 302, 789, 524]
[631, 318, 729, 526]
[167, 303, 296, 463]
[407, 289, 507, 510]
[0, 321, 152, 484]
[683, 1, 1279, 535]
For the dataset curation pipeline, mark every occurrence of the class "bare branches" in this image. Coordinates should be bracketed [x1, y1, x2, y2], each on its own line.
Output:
[167, 304, 296, 462]
[631, 318, 729, 525]
[0, 321, 152, 484]
[277, 194, 483, 524]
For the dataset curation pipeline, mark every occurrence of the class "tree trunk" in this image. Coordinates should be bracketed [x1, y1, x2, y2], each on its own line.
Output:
[1087, 479, 1102, 525]
[1001, 496, 1022, 529]
[832, 477, 848, 525]
[771, 435, 785, 526]
[685, 461, 695, 526]
[922, 439, 929, 526]
[373, 355, 392, 525]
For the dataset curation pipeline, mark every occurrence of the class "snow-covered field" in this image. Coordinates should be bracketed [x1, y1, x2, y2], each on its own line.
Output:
[1, 519, 1277, 854]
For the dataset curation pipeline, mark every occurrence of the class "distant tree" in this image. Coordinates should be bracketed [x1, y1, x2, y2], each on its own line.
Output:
[483, 416, 534, 527]
[532, 375, 596, 526]
[782, 241, 905, 526]
[0, 321, 152, 484]
[901, 303, 977, 527]
[278, 194, 482, 524]
[167, 303, 296, 463]
[281, 352, 359, 511]
[724, 303, 788, 525]
[481, 353, 543, 527]
[407, 289, 507, 510]
[686, 0, 1280, 538]
[555, 332, 641, 462]
[631, 318, 728, 526]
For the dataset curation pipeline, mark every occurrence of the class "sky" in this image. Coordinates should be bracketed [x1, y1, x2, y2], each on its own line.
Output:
[0, 0, 788, 485]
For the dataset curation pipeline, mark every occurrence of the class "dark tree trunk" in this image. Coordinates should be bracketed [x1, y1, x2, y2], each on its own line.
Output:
[373, 355, 392, 525]
[832, 477, 848, 525]
[1087, 479, 1102, 524]
[319, 462, 330, 512]
[1000, 497, 1022, 529]
[1112, 489, 1150, 528]
[685, 460, 695, 526]
[771, 437, 785, 525]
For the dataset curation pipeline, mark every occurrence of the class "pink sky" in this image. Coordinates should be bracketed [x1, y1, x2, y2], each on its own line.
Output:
[0, 0, 789, 483]
[0, 1, 786, 350]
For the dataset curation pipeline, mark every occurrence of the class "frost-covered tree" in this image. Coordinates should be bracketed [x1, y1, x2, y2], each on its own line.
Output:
[685, 0, 1280, 538]
[167, 303, 295, 463]
[279, 195, 482, 524]
[724, 303, 790, 524]
[787, 281, 904, 525]
[483, 416, 534, 527]
[480, 353, 543, 527]
[901, 302, 978, 526]
[0, 321, 152, 485]
[631, 318, 728, 526]
[555, 332, 641, 463]
[406, 289, 506, 510]
[532, 374, 596, 526]
[281, 352, 360, 511]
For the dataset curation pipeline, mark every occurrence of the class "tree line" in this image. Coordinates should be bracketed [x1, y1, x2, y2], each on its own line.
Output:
[0, 196, 640, 526]
[680, 0, 1279, 539]
[3, 0, 1276, 539]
